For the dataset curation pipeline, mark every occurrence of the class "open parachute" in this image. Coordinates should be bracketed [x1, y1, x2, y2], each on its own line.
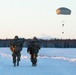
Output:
[56, 7, 71, 15]
[56, 7, 71, 35]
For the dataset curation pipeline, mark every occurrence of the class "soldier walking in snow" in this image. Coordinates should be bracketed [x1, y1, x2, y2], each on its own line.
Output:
[9, 36, 25, 67]
[27, 38, 40, 66]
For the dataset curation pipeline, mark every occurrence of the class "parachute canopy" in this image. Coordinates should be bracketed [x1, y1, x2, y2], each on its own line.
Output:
[56, 7, 71, 15]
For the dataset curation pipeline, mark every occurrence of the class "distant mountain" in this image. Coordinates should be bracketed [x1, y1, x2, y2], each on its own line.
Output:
[37, 34, 56, 40]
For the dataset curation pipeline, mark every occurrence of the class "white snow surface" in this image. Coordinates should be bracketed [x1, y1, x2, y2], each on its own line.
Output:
[0, 48, 76, 75]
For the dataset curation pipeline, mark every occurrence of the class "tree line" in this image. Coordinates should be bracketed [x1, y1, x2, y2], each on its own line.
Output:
[0, 38, 76, 48]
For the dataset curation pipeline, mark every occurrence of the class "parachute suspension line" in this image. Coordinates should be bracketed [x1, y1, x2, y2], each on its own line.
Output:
[62, 21, 64, 34]
[61, 20, 65, 39]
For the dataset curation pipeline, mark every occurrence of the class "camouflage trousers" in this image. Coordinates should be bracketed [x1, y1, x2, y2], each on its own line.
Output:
[30, 54, 38, 65]
[12, 51, 21, 64]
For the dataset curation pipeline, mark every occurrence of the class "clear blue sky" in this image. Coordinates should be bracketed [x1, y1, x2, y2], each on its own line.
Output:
[0, 0, 76, 39]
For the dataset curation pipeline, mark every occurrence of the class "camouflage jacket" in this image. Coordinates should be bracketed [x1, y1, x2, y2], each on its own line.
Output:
[27, 42, 40, 54]
[9, 38, 25, 52]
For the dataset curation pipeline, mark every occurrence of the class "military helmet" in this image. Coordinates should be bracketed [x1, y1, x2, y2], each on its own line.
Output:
[14, 35, 18, 39]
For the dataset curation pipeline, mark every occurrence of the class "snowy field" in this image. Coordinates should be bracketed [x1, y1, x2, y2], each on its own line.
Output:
[0, 48, 76, 75]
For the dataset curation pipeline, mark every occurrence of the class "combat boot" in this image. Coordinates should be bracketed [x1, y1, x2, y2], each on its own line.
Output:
[14, 63, 16, 67]
[17, 61, 19, 66]
[34, 64, 37, 67]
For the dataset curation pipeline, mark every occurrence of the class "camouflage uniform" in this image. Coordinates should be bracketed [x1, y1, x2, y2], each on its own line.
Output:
[27, 41, 40, 66]
[9, 36, 25, 67]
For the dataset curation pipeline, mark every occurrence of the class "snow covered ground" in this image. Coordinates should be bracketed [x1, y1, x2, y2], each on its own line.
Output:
[0, 48, 76, 75]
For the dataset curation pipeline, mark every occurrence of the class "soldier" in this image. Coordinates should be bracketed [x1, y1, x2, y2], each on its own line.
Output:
[9, 36, 25, 67]
[27, 39, 40, 66]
